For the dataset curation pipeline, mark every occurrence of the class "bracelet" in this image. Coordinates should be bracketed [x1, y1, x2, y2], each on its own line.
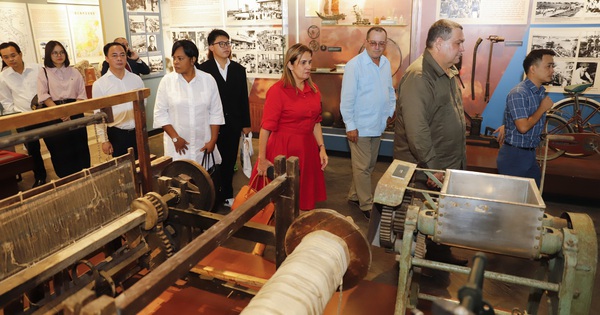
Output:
[318, 143, 325, 150]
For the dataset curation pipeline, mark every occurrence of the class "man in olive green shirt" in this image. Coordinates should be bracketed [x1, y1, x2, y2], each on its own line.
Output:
[393, 19, 467, 266]
[394, 19, 466, 187]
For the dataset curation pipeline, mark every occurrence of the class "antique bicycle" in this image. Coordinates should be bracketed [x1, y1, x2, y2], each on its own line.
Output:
[536, 83, 600, 161]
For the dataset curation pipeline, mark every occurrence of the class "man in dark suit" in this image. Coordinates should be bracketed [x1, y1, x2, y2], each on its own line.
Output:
[198, 29, 251, 207]
[147, 35, 158, 52]
[101, 37, 150, 76]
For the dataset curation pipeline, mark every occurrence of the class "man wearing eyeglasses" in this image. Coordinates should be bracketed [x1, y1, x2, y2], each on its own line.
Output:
[394, 19, 467, 266]
[101, 37, 150, 76]
[340, 26, 396, 220]
[198, 29, 251, 208]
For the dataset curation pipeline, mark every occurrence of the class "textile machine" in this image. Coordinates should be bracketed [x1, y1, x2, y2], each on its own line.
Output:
[372, 159, 597, 314]
[0, 90, 371, 315]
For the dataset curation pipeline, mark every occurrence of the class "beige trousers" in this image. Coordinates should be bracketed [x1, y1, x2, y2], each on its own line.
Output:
[347, 136, 381, 211]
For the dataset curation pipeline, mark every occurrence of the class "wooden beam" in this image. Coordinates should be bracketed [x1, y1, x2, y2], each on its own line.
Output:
[114, 175, 290, 315]
[0, 88, 150, 132]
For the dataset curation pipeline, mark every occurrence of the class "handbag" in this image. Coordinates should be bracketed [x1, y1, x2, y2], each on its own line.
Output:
[201, 150, 221, 212]
[31, 68, 49, 110]
[231, 175, 275, 224]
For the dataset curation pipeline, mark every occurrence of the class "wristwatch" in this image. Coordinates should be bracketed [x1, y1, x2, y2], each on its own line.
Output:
[172, 137, 178, 143]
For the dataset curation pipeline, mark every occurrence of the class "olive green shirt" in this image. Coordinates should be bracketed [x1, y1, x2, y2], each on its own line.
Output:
[393, 49, 466, 170]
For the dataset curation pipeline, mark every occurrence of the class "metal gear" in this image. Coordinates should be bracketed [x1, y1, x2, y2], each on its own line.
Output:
[392, 190, 414, 235]
[414, 232, 427, 259]
[379, 205, 396, 248]
[155, 224, 175, 258]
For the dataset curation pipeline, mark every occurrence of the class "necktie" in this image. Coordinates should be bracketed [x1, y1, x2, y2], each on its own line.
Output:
[125, 61, 132, 72]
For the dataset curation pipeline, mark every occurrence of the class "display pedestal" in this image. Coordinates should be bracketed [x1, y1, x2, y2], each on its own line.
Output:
[322, 126, 393, 157]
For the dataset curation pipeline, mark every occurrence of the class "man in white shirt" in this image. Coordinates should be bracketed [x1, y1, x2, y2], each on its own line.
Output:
[0, 41, 47, 187]
[93, 42, 144, 158]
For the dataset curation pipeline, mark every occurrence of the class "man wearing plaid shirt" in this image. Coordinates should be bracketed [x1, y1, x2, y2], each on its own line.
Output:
[497, 49, 555, 187]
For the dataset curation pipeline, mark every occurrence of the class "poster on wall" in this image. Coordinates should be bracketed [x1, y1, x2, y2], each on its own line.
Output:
[169, 0, 222, 27]
[528, 27, 599, 94]
[27, 4, 74, 65]
[67, 5, 104, 65]
[531, 0, 600, 24]
[124, 0, 164, 77]
[436, 0, 529, 24]
[0, 2, 37, 64]
[224, 0, 283, 26]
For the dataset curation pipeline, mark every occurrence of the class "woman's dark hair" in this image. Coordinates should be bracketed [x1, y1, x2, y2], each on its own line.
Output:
[0, 41, 22, 69]
[207, 29, 230, 60]
[44, 40, 70, 68]
[172, 40, 199, 67]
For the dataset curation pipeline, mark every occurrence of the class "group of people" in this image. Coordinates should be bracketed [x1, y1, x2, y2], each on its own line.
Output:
[1, 21, 556, 222]
[0, 40, 91, 187]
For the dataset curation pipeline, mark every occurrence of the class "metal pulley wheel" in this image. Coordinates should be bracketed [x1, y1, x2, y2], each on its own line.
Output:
[161, 159, 215, 211]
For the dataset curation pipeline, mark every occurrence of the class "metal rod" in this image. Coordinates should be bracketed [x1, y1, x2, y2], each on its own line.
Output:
[412, 257, 560, 292]
[417, 293, 514, 315]
[114, 175, 289, 315]
[471, 37, 483, 101]
[0, 113, 106, 148]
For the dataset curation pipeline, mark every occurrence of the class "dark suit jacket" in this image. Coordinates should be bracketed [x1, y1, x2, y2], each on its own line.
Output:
[197, 59, 251, 130]
[101, 58, 150, 76]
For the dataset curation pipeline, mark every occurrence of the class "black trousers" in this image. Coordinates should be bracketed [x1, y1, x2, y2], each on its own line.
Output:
[107, 126, 138, 159]
[217, 124, 243, 200]
[43, 113, 91, 178]
[16, 125, 47, 181]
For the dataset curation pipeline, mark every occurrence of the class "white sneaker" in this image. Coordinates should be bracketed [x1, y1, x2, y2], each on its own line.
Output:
[223, 198, 234, 207]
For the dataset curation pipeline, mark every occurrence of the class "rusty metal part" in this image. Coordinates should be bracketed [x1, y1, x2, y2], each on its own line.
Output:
[161, 159, 215, 211]
[284, 209, 371, 290]
[379, 205, 396, 248]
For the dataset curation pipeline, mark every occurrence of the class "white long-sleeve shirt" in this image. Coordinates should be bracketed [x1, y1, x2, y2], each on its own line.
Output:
[0, 63, 42, 114]
[153, 69, 225, 167]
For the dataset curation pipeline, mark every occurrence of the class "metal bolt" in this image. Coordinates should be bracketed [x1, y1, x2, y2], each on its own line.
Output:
[534, 245, 539, 249]
[573, 290, 580, 298]
[537, 227, 542, 230]
[439, 213, 444, 217]
[535, 236, 540, 240]
[538, 217, 543, 221]
[440, 204, 444, 208]
[567, 240, 575, 247]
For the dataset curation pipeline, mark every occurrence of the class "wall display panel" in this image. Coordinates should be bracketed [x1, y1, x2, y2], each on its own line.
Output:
[123, 0, 164, 77]
[66, 5, 104, 65]
[532, 0, 600, 24]
[0, 2, 36, 65]
[165, 0, 285, 79]
[28, 4, 74, 65]
[529, 27, 600, 94]
[436, 0, 529, 24]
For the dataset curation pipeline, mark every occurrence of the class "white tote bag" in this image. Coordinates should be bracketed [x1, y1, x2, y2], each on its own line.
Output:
[240, 132, 254, 178]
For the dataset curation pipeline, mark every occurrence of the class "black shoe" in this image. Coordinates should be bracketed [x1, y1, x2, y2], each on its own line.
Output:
[362, 210, 371, 220]
[32, 179, 46, 188]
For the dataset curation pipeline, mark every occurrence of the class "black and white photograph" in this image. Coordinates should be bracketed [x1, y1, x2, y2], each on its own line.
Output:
[172, 30, 210, 59]
[147, 34, 158, 52]
[128, 15, 145, 34]
[549, 60, 575, 87]
[578, 33, 600, 57]
[534, 1, 585, 18]
[439, 0, 482, 19]
[571, 61, 597, 84]
[230, 30, 257, 50]
[149, 55, 164, 73]
[131, 34, 147, 54]
[126, 0, 160, 13]
[225, 0, 283, 26]
[145, 15, 160, 33]
[255, 29, 284, 52]
[587, 0, 600, 13]
[531, 34, 578, 57]
[232, 52, 257, 74]
[256, 53, 284, 75]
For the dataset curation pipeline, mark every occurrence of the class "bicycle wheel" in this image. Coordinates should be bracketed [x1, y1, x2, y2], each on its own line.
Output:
[551, 97, 600, 156]
[536, 114, 572, 161]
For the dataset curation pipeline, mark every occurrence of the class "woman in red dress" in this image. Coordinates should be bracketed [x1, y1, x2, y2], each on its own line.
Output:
[253, 43, 328, 210]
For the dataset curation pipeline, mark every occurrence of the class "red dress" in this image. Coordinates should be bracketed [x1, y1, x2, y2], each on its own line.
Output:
[250, 80, 326, 210]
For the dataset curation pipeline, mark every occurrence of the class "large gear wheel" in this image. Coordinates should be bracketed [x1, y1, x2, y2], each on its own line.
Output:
[161, 159, 215, 211]
[144, 192, 168, 222]
[379, 205, 396, 248]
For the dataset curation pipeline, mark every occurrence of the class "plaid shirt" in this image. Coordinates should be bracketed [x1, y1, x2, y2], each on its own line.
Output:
[504, 79, 546, 148]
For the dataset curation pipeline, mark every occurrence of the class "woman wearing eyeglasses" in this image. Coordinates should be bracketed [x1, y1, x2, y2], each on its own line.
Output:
[197, 29, 251, 207]
[252, 43, 328, 211]
[153, 40, 225, 183]
[37, 40, 90, 178]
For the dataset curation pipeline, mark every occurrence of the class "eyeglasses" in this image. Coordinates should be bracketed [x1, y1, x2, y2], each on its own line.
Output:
[212, 41, 231, 48]
[367, 40, 387, 48]
[51, 51, 65, 56]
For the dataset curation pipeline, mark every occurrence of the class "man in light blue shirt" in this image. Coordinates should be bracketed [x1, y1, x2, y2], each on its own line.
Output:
[340, 26, 396, 219]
